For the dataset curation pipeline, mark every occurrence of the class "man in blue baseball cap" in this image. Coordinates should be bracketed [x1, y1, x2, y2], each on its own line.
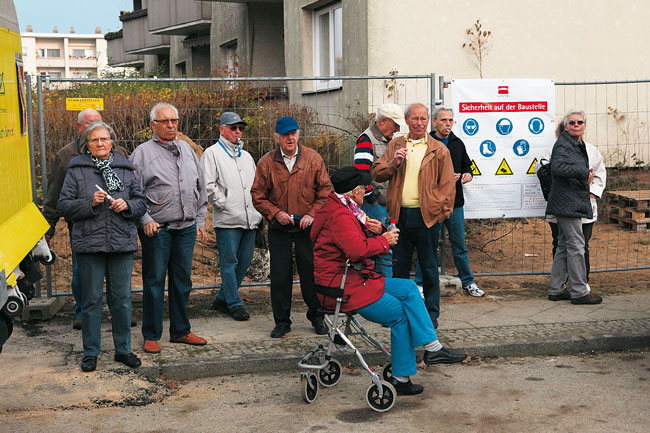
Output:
[251, 116, 332, 338]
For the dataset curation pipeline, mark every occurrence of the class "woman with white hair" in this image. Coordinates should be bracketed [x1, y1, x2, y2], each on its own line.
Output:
[58, 121, 147, 372]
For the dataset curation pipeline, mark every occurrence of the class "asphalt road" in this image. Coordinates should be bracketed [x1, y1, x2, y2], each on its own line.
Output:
[1, 351, 648, 432]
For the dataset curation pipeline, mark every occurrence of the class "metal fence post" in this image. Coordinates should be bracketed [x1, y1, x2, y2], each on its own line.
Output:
[36, 75, 52, 298]
[26, 74, 37, 204]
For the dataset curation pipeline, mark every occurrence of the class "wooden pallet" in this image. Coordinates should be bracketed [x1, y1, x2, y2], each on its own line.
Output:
[606, 190, 650, 231]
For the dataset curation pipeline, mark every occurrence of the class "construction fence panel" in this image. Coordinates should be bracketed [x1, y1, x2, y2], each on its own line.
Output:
[32, 75, 434, 297]
[31, 76, 650, 298]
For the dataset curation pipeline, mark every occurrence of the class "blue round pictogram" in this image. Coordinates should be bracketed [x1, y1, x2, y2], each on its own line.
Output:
[496, 118, 513, 135]
[513, 139, 530, 156]
[528, 117, 544, 135]
[480, 140, 496, 157]
[462, 118, 479, 136]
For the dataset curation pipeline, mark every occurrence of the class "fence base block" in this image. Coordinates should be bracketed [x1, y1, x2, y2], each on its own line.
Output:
[22, 296, 65, 321]
[440, 274, 462, 297]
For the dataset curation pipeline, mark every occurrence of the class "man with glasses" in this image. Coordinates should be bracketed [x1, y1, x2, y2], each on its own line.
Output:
[251, 116, 332, 338]
[372, 103, 456, 328]
[201, 112, 262, 321]
[353, 103, 406, 277]
[130, 102, 209, 354]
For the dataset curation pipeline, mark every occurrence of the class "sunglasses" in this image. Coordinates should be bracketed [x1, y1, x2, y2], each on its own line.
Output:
[153, 118, 179, 125]
[228, 125, 246, 131]
[568, 120, 584, 126]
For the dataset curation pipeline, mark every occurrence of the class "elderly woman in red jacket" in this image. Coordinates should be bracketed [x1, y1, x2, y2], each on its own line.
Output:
[311, 166, 466, 395]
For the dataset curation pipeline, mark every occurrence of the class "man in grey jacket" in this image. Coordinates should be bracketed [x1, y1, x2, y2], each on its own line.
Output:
[201, 112, 262, 321]
[130, 103, 209, 354]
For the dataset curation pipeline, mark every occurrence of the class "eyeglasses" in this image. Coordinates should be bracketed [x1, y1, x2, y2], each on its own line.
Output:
[88, 137, 111, 144]
[228, 125, 246, 132]
[568, 120, 585, 126]
[153, 118, 179, 125]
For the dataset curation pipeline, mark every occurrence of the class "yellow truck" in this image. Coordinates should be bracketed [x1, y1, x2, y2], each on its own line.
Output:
[0, 0, 54, 352]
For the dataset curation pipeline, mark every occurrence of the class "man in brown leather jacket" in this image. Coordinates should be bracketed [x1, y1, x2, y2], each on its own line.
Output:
[372, 103, 455, 328]
[251, 116, 332, 338]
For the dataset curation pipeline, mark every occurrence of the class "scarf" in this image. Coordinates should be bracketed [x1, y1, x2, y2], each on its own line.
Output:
[90, 151, 124, 194]
[335, 193, 367, 225]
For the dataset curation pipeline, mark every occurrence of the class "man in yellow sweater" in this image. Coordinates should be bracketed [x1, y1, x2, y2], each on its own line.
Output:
[372, 103, 456, 328]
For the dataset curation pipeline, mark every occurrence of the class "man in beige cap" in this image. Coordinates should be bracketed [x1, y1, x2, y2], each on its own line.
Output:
[353, 103, 405, 277]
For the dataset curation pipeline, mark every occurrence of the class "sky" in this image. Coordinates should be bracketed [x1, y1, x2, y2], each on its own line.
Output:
[15, 0, 133, 35]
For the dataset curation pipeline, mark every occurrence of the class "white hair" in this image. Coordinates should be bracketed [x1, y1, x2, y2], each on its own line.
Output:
[405, 103, 428, 118]
[432, 106, 454, 121]
[78, 121, 116, 153]
[150, 102, 179, 122]
[562, 109, 586, 126]
[77, 108, 100, 124]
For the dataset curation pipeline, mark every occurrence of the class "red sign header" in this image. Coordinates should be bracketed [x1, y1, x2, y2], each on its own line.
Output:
[459, 101, 548, 112]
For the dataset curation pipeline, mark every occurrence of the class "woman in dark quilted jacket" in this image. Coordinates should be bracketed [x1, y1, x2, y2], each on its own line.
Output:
[546, 110, 602, 305]
[58, 121, 146, 372]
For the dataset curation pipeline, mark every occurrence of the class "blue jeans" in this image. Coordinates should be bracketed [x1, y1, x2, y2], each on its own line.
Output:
[361, 202, 392, 278]
[77, 252, 134, 357]
[72, 250, 115, 318]
[392, 207, 441, 320]
[357, 278, 438, 377]
[214, 228, 256, 309]
[140, 224, 196, 340]
[415, 206, 474, 287]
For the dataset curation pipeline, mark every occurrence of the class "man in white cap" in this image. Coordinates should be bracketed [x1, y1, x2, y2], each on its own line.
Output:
[201, 112, 262, 321]
[353, 103, 404, 277]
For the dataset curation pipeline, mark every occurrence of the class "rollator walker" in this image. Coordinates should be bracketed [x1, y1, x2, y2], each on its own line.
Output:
[298, 260, 396, 412]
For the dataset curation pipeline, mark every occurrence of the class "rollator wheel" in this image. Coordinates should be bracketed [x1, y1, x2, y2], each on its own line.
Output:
[366, 381, 396, 412]
[300, 373, 319, 404]
[382, 363, 392, 382]
[318, 359, 342, 387]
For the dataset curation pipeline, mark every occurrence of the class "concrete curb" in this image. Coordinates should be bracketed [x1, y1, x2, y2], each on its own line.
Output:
[137, 333, 650, 380]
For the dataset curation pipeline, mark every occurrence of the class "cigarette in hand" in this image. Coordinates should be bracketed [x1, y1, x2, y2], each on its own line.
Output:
[95, 184, 114, 203]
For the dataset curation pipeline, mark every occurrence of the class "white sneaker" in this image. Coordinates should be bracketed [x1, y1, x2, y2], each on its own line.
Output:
[417, 285, 424, 299]
[463, 283, 485, 297]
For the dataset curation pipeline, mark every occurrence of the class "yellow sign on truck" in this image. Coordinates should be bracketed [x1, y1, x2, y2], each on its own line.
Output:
[0, 0, 53, 351]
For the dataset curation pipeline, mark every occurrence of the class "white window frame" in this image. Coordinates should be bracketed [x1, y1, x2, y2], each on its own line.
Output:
[312, 2, 342, 91]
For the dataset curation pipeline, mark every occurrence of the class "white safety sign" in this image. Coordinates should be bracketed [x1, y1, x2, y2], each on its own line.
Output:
[451, 79, 555, 218]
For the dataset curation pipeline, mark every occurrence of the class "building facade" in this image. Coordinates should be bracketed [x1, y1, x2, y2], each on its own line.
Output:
[21, 26, 109, 79]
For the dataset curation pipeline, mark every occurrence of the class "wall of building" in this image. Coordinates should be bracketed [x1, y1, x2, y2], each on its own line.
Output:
[210, 2, 247, 75]
[283, 0, 369, 159]
[366, 0, 650, 165]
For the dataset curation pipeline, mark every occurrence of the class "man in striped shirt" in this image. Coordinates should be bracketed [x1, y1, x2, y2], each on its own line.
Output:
[354, 103, 405, 277]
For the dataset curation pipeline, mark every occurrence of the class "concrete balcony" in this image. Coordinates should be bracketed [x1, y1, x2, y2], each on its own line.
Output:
[120, 9, 170, 55]
[68, 57, 97, 68]
[106, 32, 144, 67]
[148, 0, 211, 36]
[35, 57, 65, 68]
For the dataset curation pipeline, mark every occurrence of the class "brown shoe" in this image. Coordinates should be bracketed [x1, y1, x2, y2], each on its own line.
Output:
[571, 293, 603, 305]
[170, 332, 207, 346]
[143, 340, 161, 353]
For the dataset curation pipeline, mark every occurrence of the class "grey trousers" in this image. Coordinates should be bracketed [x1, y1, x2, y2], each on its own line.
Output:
[549, 216, 590, 298]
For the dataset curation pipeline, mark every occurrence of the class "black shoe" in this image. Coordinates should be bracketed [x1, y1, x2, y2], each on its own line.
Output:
[548, 290, 571, 301]
[80, 356, 97, 372]
[270, 325, 290, 338]
[211, 299, 230, 314]
[423, 347, 467, 365]
[114, 353, 142, 368]
[312, 320, 328, 335]
[131, 318, 137, 327]
[73, 317, 82, 330]
[431, 318, 438, 329]
[571, 293, 603, 305]
[388, 376, 424, 395]
[230, 306, 250, 321]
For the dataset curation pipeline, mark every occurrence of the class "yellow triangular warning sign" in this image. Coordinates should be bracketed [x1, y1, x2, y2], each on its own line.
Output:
[470, 159, 482, 176]
[495, 158, 513, 175]
[526, 158, 538, 175]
